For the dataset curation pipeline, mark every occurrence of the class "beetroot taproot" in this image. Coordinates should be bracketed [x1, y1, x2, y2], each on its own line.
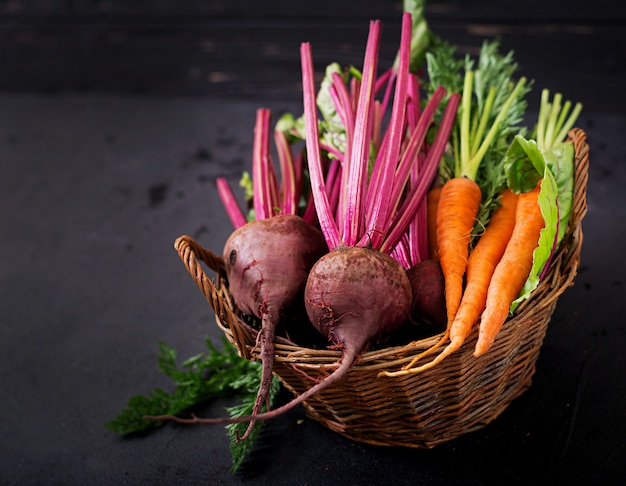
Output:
[222, 213, 327, 438]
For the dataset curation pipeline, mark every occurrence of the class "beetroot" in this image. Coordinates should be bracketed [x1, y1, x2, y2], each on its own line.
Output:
[405, 259, 447, 333]
[219, 246, 411, 423]
[304, 246, 412, 363]
[214, 108, 329, 439]
[222, 213, 327, 438]
[223, 214, 327, 320]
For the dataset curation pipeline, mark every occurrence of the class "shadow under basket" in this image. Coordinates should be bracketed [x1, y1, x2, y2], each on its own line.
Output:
[174, 128, 589, 449]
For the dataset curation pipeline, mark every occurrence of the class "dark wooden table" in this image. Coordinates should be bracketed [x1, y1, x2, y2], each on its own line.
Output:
[2, 1, 625, 484]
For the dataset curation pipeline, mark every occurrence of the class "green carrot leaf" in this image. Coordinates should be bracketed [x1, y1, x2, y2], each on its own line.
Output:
[105, 337, 280, 471]
[226, 376, 281, 471]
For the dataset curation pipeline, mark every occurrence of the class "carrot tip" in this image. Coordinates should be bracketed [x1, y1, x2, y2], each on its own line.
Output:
[381, 334, 466, 377]
[473, 340, 492, 358]
[399, 330, 450, 371]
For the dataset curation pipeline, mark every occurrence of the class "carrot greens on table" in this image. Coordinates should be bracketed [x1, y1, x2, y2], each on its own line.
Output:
[105, 337, 280, 471]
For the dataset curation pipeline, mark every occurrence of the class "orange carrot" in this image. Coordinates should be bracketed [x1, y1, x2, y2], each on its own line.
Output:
[432, 67, 527, 331]
[381, 55, 530, 378]
[436, 177, 482, 325]
[474, 182, 545, 357]
[427, 186, 441, 260]
[390, 188, 518, 374]
[452, 189, 518, 340]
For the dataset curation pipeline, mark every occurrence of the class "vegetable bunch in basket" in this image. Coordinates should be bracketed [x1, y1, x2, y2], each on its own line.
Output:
[107, 1, 587, 470]
[144, 8, 582, 427]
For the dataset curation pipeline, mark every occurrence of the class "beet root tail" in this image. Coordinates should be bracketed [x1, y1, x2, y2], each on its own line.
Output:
[143, 347, 358, 427]
[238, 315, 276, 441]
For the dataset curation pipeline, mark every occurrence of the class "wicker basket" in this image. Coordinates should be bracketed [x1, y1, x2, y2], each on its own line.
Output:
[174, 128, 589, 448]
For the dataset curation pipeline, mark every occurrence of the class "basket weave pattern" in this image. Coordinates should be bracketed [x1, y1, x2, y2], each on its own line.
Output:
[174, 128, 589, 448]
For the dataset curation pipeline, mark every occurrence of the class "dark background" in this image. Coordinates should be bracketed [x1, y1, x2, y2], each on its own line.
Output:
[1, 1, 625, 485]
[1, 0, 624, 109]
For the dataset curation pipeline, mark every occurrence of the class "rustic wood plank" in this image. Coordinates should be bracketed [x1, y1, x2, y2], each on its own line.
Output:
[5, 0, 618, 21]
[1, 1, 623, 111]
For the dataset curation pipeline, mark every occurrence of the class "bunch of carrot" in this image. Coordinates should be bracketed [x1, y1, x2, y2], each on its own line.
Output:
[382, 77, 582, 376]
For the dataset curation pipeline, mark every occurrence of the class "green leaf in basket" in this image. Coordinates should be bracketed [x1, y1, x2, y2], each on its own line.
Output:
[503, 88, 580, 312]
[503, 135, 575, 312]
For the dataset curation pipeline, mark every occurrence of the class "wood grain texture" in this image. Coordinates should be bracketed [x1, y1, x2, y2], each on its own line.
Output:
[1, 0, 624, 112]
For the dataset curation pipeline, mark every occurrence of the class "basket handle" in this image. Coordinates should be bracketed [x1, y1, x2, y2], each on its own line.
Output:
[569, 128, 589, 227]
[173, 235, 253, 358]
[561, 128, 589, 272]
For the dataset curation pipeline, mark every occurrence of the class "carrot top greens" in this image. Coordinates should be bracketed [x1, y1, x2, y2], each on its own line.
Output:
[504, 89, 582, 311]
[425, 39, 531, 235]
[105, 337, 280, 471]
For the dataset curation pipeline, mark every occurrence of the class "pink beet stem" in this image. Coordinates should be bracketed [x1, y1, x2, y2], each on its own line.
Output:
[381, 91, 461, 253]
[387, 85, 445, 214]
[330, 72, 356, 141]
[329, 71, 355, 232]
[415, 151, 430, 262]
[319, 142, 345, 162]
[391, 238, 411, 270]
[405, 150, 429, 265]
[341, 20, 381, 246]
[325, 159, 343, 217]
[407, 74, 421, 131]
[363, 12, 411, 250]
[407, 161, 422, 265]
[273, 128, 297, 215]
[252, 108, 274, 220]
[216, 177, 247, 229]
[300, 42, 342, 250]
